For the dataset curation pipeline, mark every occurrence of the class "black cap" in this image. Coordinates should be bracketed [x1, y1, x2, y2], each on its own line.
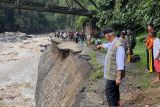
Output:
[121, 31, 126, 36]
[103, 27, 113, 35]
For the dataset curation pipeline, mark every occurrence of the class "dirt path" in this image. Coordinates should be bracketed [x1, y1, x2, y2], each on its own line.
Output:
[76, 51, 160, 107]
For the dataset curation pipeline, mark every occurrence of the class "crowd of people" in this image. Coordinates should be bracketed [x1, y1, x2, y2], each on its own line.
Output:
[54, 30, 103, 47]
[54, 31, 87, 47]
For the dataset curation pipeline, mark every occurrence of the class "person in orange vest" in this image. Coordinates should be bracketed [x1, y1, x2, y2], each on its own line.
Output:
[146, 24, 154, 72]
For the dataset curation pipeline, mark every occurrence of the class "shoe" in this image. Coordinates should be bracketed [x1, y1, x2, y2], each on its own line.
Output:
[145, 69, 149, 72]
[145, 69, 152, 73]
[147, 70, 151, 73]
[126, 60, 130, 63]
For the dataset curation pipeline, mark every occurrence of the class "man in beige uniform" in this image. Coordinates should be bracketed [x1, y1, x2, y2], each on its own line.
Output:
[97, 28, 125, 106]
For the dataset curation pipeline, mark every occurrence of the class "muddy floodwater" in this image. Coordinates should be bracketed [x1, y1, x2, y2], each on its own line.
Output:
[0, 34, 51, 107]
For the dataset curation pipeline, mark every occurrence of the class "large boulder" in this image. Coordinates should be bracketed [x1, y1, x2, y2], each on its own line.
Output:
[35, 39, 91, 107]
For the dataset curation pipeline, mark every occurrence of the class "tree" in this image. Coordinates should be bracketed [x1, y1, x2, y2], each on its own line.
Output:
[95, 0, 160, 32]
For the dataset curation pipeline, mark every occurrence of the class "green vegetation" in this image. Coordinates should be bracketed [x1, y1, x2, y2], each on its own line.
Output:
[76, 16, 89, 30]
[139, 73, 152, 88]
[134, 32, 147, 67]
[130, 32, 150, 88]
[2, 0, 160, 33]
[95, 0, 160, 32]
[131, 32, 159, 88]
[0, 0, 82, 33]
[89, 51, 103, 81]
[0, 8, 76, 33]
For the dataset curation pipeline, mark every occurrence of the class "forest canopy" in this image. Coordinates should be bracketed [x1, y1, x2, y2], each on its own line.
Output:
[0, 0, 160, 33]
[95, 0, 160, 32]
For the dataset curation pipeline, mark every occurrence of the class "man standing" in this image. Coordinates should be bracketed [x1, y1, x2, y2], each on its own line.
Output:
[97, 28, 125, 106]
[119, 31, 127, 53]
[79, 32, 86, 47]
[126, 30, 136, 62]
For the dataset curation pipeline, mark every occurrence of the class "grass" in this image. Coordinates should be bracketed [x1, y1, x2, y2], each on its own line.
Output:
[89, 51, 103, 81]
[134, 42, 146, 67]
[132, 32, 150, 88]
[138, 73, 152, 88]
[133, 32, 158, 88]
[134, 32, 147, 67]
[90, 69, 103, 81]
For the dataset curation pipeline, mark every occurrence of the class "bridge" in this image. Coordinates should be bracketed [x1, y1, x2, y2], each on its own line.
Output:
[0, 0, 97, 16]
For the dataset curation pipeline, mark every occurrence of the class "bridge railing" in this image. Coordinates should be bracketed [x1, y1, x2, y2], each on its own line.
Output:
[0, 0, 97, 16]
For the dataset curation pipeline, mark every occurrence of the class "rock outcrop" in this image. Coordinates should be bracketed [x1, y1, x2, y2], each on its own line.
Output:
[35, 39, 91, 107]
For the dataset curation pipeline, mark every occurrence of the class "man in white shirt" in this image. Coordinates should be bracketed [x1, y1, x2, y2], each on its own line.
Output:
[97, 28, 125, 106]
[63, 32, 67, 42]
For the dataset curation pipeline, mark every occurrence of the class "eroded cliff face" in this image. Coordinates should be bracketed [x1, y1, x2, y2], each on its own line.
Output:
[35, 39, 91, 107]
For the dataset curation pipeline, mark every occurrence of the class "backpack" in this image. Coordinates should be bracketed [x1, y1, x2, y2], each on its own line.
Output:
[131, 55, 141, 62]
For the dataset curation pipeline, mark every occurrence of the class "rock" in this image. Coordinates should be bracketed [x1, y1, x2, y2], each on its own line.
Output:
[35, 39, 91, 107]
[99, 100, 104, 105]
[23, 41, 30, 44]
[0, 88, 4, 91]
[40, 48, 45, 52]
[80, 87, 86, 92]
[0, 97, 3, 100]
[27, 34, 34, 38]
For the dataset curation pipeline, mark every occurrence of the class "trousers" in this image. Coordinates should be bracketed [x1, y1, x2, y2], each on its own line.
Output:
[105, 80, 120, 106]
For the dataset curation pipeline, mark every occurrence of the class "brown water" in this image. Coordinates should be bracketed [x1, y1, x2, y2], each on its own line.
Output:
[0, 35, 51, 107]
